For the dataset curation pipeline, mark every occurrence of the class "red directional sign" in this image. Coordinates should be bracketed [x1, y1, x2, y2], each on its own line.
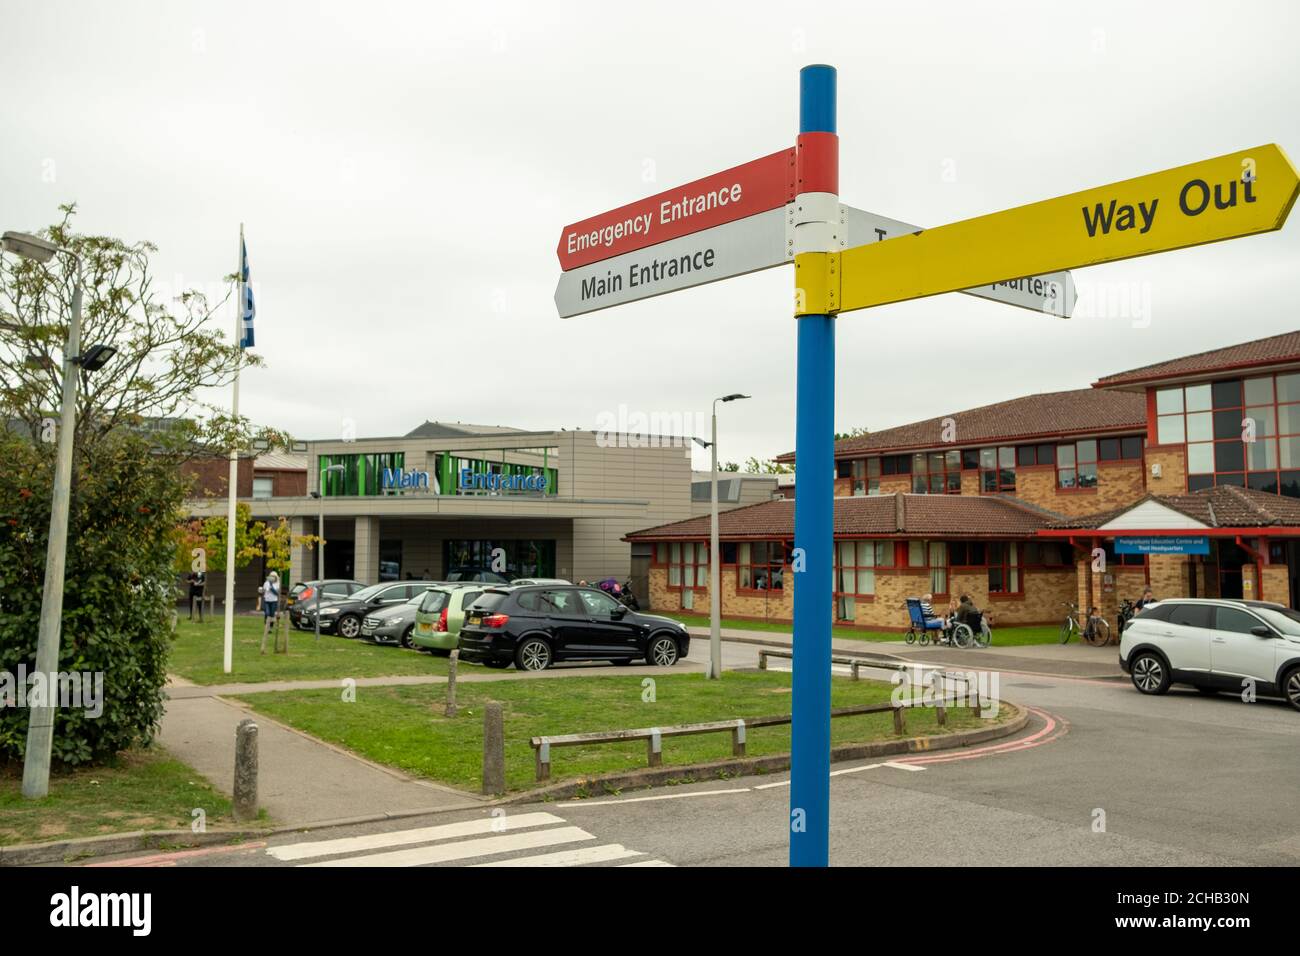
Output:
[556, 148, 796, 271]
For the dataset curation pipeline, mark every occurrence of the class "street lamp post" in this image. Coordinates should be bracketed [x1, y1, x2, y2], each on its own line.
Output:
[312, 463, 345, 642]
[2, 231, 91, 799]
[708, 393, 750, 679]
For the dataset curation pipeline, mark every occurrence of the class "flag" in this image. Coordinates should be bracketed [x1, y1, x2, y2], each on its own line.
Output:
[240, 238, 256, 349]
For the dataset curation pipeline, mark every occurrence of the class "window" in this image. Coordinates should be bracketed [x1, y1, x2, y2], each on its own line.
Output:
[985, 542, 1021, 594]
[1101, 542, 1145, 567]
[252, 476, 274, 499]
[738, 541, 786, 590]
[838, 458, 872, 495]
[540, 589, 584, 617]
[579, 589, 623, 617]
[663, 542, 708, 590]
[833, 540, 891, 620]
[443, 539, 556, 579]
[1214, 606, 1264, 634]
[928, 541, 948, 596]
[1057, 439, 1097, 489]
[911, 450, 962, 494]
[1168, 603, 1212, 629]
[1016, 444, 1056, 467]
[878, 454, 912, 476]
[979, 447, 1016, 493]
[1158, 374, 1300, 497]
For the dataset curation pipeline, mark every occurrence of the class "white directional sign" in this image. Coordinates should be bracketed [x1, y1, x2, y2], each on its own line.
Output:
[555, 206, 792, 318]
[843, 206, 1077, 317]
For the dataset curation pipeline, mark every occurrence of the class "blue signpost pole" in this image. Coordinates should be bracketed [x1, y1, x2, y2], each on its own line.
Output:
[789, 64, 836, 868]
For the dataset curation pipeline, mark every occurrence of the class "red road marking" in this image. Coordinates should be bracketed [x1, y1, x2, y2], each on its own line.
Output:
[86, 841, 267, 867]
[899, 707, 1068, 766]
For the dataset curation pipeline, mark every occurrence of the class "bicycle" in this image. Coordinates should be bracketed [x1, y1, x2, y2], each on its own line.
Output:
[1060, 602, 1111, 646]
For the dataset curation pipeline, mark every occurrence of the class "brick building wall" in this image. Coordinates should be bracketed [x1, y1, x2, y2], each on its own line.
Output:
[182, 456, 253, 498]
[1145, 445, 1187, 495]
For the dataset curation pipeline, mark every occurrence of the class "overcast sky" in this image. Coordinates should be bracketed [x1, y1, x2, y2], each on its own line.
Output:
[5, 1, 1299, 469]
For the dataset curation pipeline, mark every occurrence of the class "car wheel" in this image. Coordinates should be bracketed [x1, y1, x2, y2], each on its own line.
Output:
[648, 634, 679, 667]
[1130, 652, 1170, 695]
[515, 638, 552, 671]
[1282, 666, 1300, 713]
[399, 625, 415, 649]
[337, 615, 361, 639]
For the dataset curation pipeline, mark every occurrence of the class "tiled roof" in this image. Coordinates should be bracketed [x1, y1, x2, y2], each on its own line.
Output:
[1094, 330, 1300, 389]
[1047, 485, 1300, 530]
[776, 388, 1145, 462]
[625, 493, 1056, 540]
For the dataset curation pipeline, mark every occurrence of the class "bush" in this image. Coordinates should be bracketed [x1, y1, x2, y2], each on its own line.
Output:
[0, 429, 182, 765]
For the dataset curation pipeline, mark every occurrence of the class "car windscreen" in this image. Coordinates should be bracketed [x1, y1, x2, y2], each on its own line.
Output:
[418, 590, 450, 613]
[466, 591, 507, 612]
[1253, 606, 1300, 635]
[350, 584, 387, 602]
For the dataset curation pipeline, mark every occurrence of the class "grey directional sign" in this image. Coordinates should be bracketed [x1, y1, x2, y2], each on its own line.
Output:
[555, 206, 791, 318]
[843, 206, 1077, 317]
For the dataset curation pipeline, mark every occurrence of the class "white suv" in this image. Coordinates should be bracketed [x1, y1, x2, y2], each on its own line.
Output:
[1119, 598, 1300, 711]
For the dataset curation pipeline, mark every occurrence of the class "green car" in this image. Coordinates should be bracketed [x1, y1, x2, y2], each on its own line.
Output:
[412, 584, 487, 655]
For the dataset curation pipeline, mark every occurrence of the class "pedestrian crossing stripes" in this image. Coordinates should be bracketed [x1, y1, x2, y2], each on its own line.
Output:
[267, 810, 673, 868]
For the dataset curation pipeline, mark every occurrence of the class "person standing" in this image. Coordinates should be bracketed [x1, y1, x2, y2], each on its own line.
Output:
[187, 568, 207, 621]
[259, 570, 281, 654]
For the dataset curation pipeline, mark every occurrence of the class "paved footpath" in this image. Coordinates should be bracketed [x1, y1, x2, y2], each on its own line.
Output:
[685, 626, 1125, 679]
[161, 679, 485, 826]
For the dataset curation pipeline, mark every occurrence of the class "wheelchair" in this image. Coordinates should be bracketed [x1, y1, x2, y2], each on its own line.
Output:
[904, 597, 976, 648]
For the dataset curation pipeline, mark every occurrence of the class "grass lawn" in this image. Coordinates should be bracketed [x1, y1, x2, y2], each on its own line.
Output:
[0, 747, 246, 847]
[234, 670, 1000, 794]
[170, 615, 452, 685]
[661, 612, 1063, 647]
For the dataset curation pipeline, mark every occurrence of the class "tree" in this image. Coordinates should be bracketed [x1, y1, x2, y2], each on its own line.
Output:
[719, 461, 741, 472]
[744, 456, 793, 475]
[835, 426, 870, 441]
[242, 517, 319, 580]
[0, 207, 278, 765]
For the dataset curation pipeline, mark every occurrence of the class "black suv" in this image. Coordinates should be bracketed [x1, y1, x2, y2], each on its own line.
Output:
[457, 585, 690, 671]
[312, 580, 439, 638]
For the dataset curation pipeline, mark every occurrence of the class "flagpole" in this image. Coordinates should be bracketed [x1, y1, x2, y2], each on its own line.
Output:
[222, 223, 244, 674]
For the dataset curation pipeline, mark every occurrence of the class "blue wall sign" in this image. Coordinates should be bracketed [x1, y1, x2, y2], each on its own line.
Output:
[459, 468, 548, 493]
[1115, 535, 1210, 555]
[381, 467, 435, 492]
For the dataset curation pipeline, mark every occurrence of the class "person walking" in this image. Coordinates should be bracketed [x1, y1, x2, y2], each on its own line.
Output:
[259, 570, 282, 654]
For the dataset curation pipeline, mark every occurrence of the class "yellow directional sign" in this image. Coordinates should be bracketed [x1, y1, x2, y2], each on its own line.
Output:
[824, 144, 1299, 316]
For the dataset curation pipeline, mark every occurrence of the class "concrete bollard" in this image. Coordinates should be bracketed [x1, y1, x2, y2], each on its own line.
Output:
[482, 701, 505, 795]
[445, 650, 459, 718]
[233, 718, 259, 821]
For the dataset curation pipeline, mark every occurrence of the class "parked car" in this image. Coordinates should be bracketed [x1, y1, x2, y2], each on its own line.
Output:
[457, 584, 690, 671]
[314, 580, 439, 638]
[1119, 597, 1300, 711]
[288, 578, 366, 629]
[444, 566, 511, 584]
[359, 592, 433, 648]
[411, 584, 486, 655]
[509, 578, 571, 586]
